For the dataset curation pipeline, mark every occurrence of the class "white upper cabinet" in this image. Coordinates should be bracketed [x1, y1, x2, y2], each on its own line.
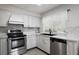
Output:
[23, 15, 29, 27]
[24, 15, 41, 27]
[33, 17, 40, 27]
[29, 16, 40, 27]
[9, 14, 24, 24]
[0, 10, 11, 26]
[9, 14, 41, 27]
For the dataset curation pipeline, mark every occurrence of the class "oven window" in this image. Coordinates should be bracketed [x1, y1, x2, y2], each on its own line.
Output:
[11, 38, 25, 49]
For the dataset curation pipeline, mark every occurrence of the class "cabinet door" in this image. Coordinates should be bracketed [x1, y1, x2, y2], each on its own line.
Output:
[29, 16, 35, 27]
[0, 39, 7, 55]
[27, 35, 36, 49]
[0, 10, 11, 26]
[41, 35, 50, 54]
[23, 15, 29, 27]
[29, 16, 40, 27]
[37, 35, 50, 54]
[33, 17, 40, 27]
[37, 35, 44, 50]
[67, 41, 79, 55]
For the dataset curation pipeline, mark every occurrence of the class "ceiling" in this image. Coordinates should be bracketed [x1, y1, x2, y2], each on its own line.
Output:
[12, 4, 60, 14]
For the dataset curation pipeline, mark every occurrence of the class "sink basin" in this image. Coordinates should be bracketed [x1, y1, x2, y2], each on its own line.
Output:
[41, 33, 56, 36]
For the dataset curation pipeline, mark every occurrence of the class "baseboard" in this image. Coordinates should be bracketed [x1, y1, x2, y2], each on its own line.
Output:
[27, 47, 37, 51]
[36, 47, 50, 55]
[27, 47, 50, 55]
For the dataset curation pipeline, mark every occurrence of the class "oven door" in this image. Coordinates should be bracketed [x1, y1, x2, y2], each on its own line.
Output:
[8, 37, 26, 52]
[11, 38, 25, 49]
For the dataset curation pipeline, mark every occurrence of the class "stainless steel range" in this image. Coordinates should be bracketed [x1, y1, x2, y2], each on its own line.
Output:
[7, 30, 27, 55]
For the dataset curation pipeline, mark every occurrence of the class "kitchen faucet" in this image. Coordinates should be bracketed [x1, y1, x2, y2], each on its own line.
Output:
[49, 28, 52, 35]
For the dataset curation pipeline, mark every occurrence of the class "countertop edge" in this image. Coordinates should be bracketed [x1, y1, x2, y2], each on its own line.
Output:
[49, 36, 79, 42]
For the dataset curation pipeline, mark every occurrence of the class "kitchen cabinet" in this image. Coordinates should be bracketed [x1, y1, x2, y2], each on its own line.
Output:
[29, 16, 40, 27]
[27, 34, 36, 49]
[0, 33, 8, 55]
[0, 10, 11, 26]
[23, 15, 29, 27]
[37, 35, 50, 54]
[67, 41, 79, 55]
[24, 16, 40, 27]
[33, 17, 40, 27]
[0, 39, 7, 55]
[9, 13, 40, 27]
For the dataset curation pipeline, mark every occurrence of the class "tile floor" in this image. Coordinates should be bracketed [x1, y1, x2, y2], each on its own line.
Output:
[23, 48, 47, 55]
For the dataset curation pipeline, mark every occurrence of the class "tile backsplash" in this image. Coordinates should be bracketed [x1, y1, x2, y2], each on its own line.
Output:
[0, 24, 23, 33]
[23, 27, 40, 35]
[66, 26, 79, 35]
[0, 24, 40, 34]
[8, 24, 23, 30]
[0, 24, 79, 35]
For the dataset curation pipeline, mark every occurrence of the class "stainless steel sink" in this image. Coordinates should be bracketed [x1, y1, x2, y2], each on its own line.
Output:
[41, 33, 56, 36]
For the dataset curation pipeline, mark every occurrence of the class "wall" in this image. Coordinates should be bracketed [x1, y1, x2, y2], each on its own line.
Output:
[0, 4, 41, 17]
[42, 4, 79, 35]
[0, 24, 23, 33]
[0, 24, 39, 36]
[0, 4, 41, 33]
[23, 27, 39, 35]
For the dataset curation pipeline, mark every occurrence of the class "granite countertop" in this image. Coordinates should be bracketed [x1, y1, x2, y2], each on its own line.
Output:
[49, 33, 79, 42]
[0, 33, 7, 39]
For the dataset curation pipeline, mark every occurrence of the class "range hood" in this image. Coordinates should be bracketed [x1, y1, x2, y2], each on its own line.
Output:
[8, 21, 24, 24]
[8, 14, 24, 24]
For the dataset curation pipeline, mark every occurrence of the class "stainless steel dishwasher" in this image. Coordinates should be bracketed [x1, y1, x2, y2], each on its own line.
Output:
[50, 37, 67, 55]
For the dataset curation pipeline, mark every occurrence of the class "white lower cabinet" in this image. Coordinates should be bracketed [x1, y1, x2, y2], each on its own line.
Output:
[67, 41, 79, 55]
[37, 35, 50, 54]
[0, 39, 7, 55]
[26, 34, 50, 54]
[27, 35, 36, 49]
